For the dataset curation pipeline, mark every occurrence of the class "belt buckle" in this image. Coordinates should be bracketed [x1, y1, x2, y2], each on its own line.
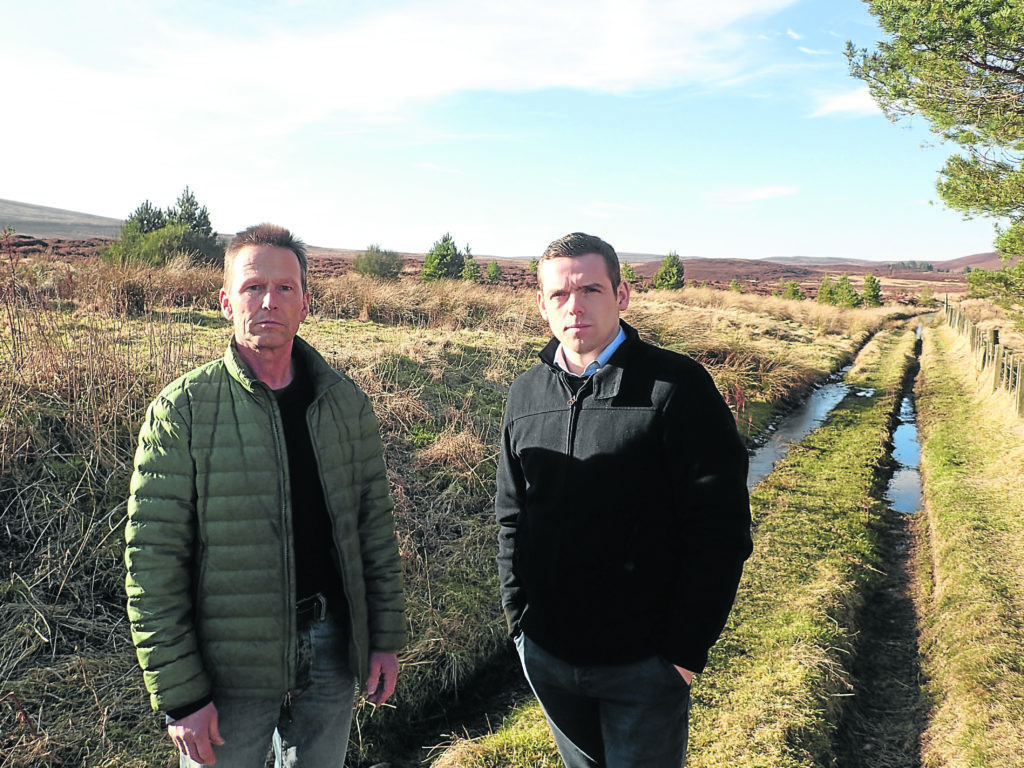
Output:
[298, 592, 328, 623]
[312, 593, 327, 622]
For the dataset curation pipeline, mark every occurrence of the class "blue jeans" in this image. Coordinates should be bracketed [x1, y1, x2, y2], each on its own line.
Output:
[516, 631, 690, 768]
[181, 611, 357, 768]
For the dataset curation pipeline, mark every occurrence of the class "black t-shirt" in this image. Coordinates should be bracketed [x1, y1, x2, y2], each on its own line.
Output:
[273, 358, 346, 605]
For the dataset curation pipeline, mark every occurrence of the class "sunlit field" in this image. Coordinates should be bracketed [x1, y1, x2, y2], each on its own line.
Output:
[1, 252, 925, 766]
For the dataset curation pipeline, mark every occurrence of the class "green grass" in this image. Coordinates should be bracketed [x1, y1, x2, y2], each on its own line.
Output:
[914, 322, 1024, 768]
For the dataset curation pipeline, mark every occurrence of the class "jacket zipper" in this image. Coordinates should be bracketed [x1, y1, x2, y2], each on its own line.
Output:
[564, 374, 593, 457]
[266, 388, 296, 690]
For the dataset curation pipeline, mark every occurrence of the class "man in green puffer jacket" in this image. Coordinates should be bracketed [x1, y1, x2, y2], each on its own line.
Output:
[125, 223, 405, 767]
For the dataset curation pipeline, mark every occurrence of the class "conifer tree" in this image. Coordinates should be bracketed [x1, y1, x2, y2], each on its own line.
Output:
[862, 273, 883, 307]
[849, 0, 1024, 286]
[652, 251, 684, 290]
[817, 275, 836, 305]
[461, 249, 482, 282]
[834, 274, 862, 308]
[422, 233, 465, 281]
[485, 259, 502, 285]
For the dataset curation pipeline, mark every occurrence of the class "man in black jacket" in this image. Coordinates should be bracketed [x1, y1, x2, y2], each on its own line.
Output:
[496, 232, 752, 767]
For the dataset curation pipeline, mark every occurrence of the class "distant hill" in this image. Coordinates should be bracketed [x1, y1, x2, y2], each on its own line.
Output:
[761, 253, 1008, 271]
[937, 252, 1008, 271]
[1, 199, 123, 239]
[0, 198, 1006, 276]
[761, 255, 878, 266]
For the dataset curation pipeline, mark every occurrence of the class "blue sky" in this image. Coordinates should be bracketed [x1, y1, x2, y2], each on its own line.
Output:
[3, 0, 1003, 260]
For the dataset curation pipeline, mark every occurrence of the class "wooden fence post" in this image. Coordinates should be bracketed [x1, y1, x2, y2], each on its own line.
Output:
[1018, 361, 1024, 416]
[944, 304, 1023, 417]
[993, 344, 1004, 392]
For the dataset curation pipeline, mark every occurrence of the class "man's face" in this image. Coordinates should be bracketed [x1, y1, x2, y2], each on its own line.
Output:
[537, 252, 630, 369]
[220, 244, 309, 354]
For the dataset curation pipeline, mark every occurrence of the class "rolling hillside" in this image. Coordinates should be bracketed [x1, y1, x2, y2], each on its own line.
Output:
[0, 198, 995, 286]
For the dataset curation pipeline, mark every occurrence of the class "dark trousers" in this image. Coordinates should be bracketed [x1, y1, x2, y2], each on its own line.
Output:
[516, 631, 690, 767]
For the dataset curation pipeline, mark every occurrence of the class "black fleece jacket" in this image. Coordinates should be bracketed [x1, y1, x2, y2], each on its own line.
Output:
[495, 321, 752, 673]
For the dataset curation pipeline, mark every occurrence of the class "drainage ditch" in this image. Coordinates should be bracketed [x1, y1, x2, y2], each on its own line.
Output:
[832, 322, 927, 768]
[748, 365, 878, 489]
[381, 327, 930, 767]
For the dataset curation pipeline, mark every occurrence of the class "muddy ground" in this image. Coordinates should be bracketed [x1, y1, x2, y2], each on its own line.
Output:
[832, 509, 926, 768]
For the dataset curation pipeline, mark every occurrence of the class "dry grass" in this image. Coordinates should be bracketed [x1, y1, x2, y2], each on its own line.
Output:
[954, 296, 1024, 352]
[309, 272, 546, 337]
[914, 324, 1024, 768]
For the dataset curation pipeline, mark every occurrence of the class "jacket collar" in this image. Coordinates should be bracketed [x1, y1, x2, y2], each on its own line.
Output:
[539, 320, 641, 400]
[224, 335, 341, 396]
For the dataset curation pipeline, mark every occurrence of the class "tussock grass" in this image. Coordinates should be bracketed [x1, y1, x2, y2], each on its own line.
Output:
[436, 325, 919, 767]
[914, 322, 1024, 767]
[1, 312, 220, 764]
[309, 272, 547, 336]
[1, 255, 904, 766]
[672, 285, 898, 339]
[429, 705, 561, 768]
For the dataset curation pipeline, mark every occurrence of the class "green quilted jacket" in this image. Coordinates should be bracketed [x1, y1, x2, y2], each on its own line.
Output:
[124, 337, 405, 713]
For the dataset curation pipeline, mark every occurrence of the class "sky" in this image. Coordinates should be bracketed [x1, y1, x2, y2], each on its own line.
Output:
[2, 0, 1004, 261]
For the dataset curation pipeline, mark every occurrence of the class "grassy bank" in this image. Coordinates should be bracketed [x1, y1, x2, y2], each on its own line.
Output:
[1, 253, 904, 766]
[914, 322, 1024, 767]
[434, 324, 919, 767]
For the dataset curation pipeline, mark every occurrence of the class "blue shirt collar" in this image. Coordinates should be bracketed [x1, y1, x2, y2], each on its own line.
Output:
[555, 325, 626, 377]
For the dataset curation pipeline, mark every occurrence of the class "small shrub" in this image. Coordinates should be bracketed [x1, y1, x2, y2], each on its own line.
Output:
[485, 259, 502, 285]
[653, 251, 684, 290]
[422, 233, 465, 281]
[107, 277, 149, 316]
[462, 253, 482, 283]
[862, 273, 883, 307]
[353, 244, 404, 279]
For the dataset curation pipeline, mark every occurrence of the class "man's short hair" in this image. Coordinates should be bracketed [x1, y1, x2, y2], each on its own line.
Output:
[539, 232, 621, 290]
[224, 224, 309, 292]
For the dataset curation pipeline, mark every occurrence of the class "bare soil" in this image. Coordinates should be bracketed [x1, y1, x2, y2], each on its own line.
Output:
[357, 650, 533, 768]
[832, 509, 926, 768]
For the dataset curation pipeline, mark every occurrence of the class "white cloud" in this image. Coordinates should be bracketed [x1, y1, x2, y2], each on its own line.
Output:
[4, 0, 803, 124]
[0, 0, 812, 243]
[786, 28, 803, 40]
[709, 185, 800, 204]
[798, 46, 831, 56]
[810, 86, 880, 117]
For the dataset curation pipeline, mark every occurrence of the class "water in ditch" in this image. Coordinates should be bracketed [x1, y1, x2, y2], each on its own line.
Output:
[747, 366, 868, 490]
[885, 395, 922, 514]
[748, 362, 924, 518]
[833, 327, 926, 767]
[883, 321, 925, 515]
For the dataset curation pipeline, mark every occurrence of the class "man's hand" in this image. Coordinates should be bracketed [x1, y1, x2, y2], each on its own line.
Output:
[365, 651, 399, 706]
[168, 701, 224, 765]
[674, 665, 695, 686]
